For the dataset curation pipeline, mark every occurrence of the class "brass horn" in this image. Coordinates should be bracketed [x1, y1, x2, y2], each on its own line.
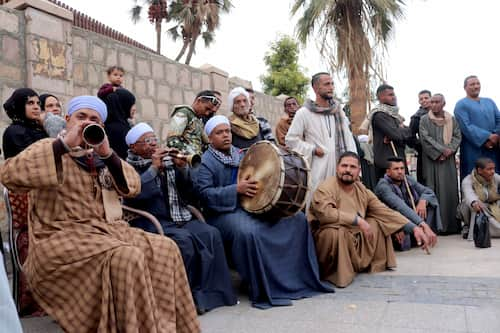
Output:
[82, 123, 106, 147]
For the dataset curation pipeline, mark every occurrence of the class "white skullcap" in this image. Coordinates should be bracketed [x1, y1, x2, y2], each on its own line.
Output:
[204, 115, 230, 136]
[228, 87, 249, 112]
[126, 122, 154, 145]
[358, 134, 369, 143]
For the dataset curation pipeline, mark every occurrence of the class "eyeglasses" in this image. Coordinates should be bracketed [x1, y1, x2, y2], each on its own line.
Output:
[200, 95, 221, 107]
[136, 136, 158, 145]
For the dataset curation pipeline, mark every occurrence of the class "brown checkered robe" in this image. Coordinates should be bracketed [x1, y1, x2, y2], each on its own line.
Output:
[0, 139, 200, 333]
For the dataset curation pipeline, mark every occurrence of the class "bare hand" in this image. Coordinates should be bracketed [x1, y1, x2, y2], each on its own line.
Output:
[94, 135, 112, 158]
[415, 200, 427, 219]
[383, 136, 390, 144]
[237, 175, 258, 197]
[413, 226, 430, 252]
[314, 147, 325, 157]
[63, 120, 91, 148]
[419, 222, 437, 248]
[471, 201, 484, 213]
[442, 148, 453, 158]
[358, 218, 374, 242]
[488, 133, 499, 144]
[394, 231, 406, 245]
[151, 147, 170, 169]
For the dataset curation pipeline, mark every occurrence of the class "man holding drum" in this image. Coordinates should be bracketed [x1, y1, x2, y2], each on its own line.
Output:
[286, 72, 356, 207]
[196, 115, 334, 309]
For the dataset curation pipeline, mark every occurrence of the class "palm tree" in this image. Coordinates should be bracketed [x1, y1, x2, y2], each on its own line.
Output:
[131, 0, 168, 54]
[291, 0, 405, 134]
[167, 0, 232, 65]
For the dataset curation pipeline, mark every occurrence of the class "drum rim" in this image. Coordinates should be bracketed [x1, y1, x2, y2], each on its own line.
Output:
[239, 140, 311, 214]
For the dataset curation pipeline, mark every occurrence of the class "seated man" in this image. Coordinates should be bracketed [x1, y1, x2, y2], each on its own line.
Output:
[459, 157, 500, 240]
[196, 115, 333, 309]
[0, 96, 199, 332]
[375, 157, 439, 249]
[124, 122, 237, 313]
[308, 152, 433, 288]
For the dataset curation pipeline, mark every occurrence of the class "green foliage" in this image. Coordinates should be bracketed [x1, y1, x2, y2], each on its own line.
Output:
[260, 35, 309, 104]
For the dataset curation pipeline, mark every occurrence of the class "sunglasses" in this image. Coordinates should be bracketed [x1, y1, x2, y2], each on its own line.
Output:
[200, 95, 221, 107]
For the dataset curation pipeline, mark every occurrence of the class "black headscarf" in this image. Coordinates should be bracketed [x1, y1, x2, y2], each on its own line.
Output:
[39, 93, 58, 111]
[3, 88, 38, 123]
[102, 88, 136, 125]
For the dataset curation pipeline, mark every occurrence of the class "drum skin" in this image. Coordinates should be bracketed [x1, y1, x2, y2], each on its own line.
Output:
[238, 141, 310, 218]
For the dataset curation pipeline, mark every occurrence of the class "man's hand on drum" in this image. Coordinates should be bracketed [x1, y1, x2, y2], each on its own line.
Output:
[237, 175, 258, 198]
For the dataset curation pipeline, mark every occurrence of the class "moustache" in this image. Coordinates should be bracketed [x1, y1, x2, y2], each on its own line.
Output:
[342, 172, 353, 177]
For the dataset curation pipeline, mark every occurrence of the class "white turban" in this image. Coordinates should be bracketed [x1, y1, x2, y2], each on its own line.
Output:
[67, 96, 107, 121]
[227, 87, 249, 112]
[125, 122, 154, 145]
[204, 115, 230, 136]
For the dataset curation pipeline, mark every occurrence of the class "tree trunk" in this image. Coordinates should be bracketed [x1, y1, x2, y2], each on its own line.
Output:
[175, 39, 189, 62]
[155, 20, 162, 54]
[184, 33, 198, 65]
[348, 65, 368, 135]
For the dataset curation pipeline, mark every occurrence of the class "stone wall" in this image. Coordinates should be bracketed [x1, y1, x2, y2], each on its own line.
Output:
[0, 0, 285, 145]
[0, 6, 25, 136]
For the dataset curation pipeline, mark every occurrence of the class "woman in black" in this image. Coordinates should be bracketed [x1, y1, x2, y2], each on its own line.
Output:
[101, 88, 136, 159]
[3, 88, 48, 159]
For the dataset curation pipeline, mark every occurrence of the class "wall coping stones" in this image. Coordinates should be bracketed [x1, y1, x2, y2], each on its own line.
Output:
[4, 0, 72, 22]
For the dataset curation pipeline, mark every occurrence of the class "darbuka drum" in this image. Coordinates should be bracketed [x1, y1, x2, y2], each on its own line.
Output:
[238, 141, 310, 218]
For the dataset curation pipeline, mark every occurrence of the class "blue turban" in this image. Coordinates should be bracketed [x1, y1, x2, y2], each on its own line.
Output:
[67, 96, 107, 121]
[204, 115, 230, 136]
[126, 122, 154, 145]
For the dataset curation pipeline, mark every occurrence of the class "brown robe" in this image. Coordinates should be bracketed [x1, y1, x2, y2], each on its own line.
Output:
[0, 139, 200, 333]
[275, 114, 292, 146]
[308, 177, 408, 287]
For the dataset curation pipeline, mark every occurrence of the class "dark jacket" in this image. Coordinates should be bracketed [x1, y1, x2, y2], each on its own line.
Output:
[124, 165, 194, 232]
[2, 122, 48, 159]
[372, 111, 413, 170]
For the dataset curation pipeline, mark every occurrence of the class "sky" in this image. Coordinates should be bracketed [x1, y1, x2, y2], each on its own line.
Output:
[60, 0, 500, 123]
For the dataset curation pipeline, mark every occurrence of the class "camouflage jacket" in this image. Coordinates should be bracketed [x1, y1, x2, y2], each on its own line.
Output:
[166, 105, 207, 155]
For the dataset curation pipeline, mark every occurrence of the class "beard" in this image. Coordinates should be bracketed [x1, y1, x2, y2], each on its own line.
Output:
[319, 92, 333, 101]
[338, 173, 355, 185]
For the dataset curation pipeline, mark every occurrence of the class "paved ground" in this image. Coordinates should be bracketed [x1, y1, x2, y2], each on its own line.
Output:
[19, 235, 500, 332]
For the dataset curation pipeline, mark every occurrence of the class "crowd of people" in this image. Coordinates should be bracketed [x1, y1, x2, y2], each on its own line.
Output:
[1, 67, 499, 332]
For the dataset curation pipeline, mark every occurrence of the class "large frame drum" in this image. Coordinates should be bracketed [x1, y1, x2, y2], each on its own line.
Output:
[238, 141, 310, 219]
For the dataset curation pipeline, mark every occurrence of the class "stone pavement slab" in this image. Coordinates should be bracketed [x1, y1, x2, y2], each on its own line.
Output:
[20, 236, 500, 332]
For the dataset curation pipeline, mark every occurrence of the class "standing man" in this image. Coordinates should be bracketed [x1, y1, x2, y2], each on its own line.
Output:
[167, 90, 220, 155]
[361, 84, 413, 180]
[308, 152, 431, 287]
[454, 75, 500, 179]
[275, 96, 299, 146]
[419, 94, 462, 234]
[245, 88, 276, 143]
[409, 90, 432, 183]
[286, 72, 356, 200]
